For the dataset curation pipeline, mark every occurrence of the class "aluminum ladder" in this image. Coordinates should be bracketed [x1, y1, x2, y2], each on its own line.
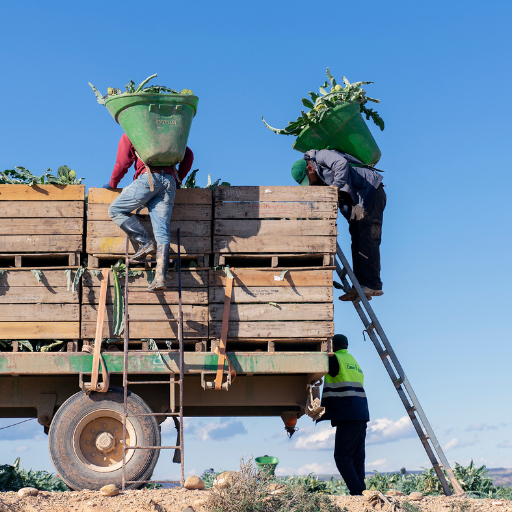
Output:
[335, 243, 464, 496]
[121, 229, 185, 490]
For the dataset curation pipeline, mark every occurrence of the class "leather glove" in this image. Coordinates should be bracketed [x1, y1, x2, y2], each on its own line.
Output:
[103, 183, 113, 190]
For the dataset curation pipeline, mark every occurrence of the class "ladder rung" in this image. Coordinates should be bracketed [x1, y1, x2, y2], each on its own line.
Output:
[126, 380, 182, 385]
[379, 350, 389, 359]
[366, 322, 375, 331]
[432, 462, 444, 468]
[125, 412, 181, 417]
[125, 445, 180, 450]
[406, 405, 417, 414]
[420, 434, 431, 442]
[393, 377, 403, 387]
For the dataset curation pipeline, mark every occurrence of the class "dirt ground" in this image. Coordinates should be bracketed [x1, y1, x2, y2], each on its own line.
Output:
[1, 488, 511, 512]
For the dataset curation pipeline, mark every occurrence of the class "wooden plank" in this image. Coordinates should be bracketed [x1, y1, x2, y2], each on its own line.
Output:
[0, 201, 84, 218]
[87, 204, 212, 221]
[88, 187, 212, 205]
[86, 237, 210, 255]
[209, 321, 334, 338]
[82, 304, 207, 322]
[0, 185, 85, 201]
[0, 322, 80, 339]
[87, 220, 210, 238]
[210, 269, 333, 287]
[81, 321, 208, 339]
[215, 185, 338, 202]
[83, 270, 208, 288]
[83, 289, 208, 305]
[0, 270, 74, 287]
[209, 303, 333, 322]
[0, 304, 79, 321]
[214, 219, 337, 237]
[214, 235, 336, 254]
[0, 287, 78, 303]
[209, 286, 333, 303]
[0, 218, 83, 235]
[0, 235, 82, 252]
[215, 202, 337, 219]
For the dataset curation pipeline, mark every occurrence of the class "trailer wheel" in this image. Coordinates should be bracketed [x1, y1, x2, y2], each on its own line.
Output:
[49, 386, 160, 490]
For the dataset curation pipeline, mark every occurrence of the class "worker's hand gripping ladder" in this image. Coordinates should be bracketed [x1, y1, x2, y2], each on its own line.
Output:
[335, 243, 465, 497]
[120, 229, 186, 489]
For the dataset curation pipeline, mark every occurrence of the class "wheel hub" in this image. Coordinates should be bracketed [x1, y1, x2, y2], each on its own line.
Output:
[95, 431, 116, 453]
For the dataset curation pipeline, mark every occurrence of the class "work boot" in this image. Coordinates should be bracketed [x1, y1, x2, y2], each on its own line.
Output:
[119, 216, 155, 261]
[362, 286, 384, 298]
[339, 287, 358, 302]
[148, 244, 170, 292]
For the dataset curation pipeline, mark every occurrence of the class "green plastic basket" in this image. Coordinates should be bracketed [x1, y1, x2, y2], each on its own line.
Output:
[255, 456, 279, 476]
[292, 102, 381, 165]
[104, 93, 199, 167]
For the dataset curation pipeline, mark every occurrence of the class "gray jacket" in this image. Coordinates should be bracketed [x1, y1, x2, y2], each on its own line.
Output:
[304, 149, 383, 220]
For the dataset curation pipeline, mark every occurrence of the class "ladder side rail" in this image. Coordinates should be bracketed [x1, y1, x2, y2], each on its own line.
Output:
[177, 228, 185, 487]
[122, 235, 131, 491]
[335, 245, 463, 495]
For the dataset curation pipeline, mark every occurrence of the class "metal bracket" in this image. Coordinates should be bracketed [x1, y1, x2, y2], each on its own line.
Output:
[201, 371, 231, 391]
[37, 393, 57, 427]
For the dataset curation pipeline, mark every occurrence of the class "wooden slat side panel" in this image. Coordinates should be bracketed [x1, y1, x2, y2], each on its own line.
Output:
[81, 321, 208, 339]
[83, 289, 207, 305]
[0, 201, 84, 218]
[215, 202, 337, 219]
[83, 270, 208, 288]
[214, 219, 337, 237]
[209, 286, 333, 303]
[0, 235, 82, 252]
[0, 322, 80, 339]
[214, 236, 336, 254]
[209, 303, 333, 322]
[82, 304, 207, 322]
[86, 237, 210, 255]
[0, 270, 76, 287]
[214, 186, 338, 202]
[0, 288, 78, 304]
[0, 219, 83, 235]
[0, 185, 85, 201]
[0, 304, 79, 321]
[210, 269, 333, 287]
[88, 187, 212, 205]
[88, 220, 210, 238]
[209, 321, 334, 338]
[87, 204, 212, 221]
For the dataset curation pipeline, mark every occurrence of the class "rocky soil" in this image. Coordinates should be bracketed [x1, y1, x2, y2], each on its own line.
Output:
[0, 488, 511, 512]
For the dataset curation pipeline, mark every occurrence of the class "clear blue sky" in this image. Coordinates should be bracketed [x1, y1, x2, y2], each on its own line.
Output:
[1, 0, 512, 481]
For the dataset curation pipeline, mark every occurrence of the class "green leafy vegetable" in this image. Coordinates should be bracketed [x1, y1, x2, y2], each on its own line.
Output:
[182, 169, 230, 190]
[64, 269, 72, 291]
[72, 266, 86, 293]
[31, 269, 43, 283]
[0, 166, 84, 185]
[110, 262, 125, 336]
[262, 67, 385, 135]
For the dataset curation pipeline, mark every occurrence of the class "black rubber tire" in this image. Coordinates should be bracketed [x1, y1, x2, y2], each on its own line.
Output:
[48, 386, 160, 490]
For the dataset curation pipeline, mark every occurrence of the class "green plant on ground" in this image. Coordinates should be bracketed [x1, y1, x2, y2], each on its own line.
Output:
[0, 165, 84, 185]
[262, 67, 384, 136]
[89, 73, 195, 105]
[206, 458, 346, 512]
[0, 458, 68, 492]
[450, 499, 472, 512]
[402, 501, 422, 512]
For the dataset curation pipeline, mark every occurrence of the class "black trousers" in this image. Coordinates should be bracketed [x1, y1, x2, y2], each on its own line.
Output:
[347, 186, 386, 290]
[334, 420, 367, 495]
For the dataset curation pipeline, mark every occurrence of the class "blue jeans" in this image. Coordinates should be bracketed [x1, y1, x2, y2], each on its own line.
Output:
[108, 172, 176, 246]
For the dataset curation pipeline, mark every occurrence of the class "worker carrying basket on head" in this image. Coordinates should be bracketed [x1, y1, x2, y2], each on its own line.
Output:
[104, 133, 194, 291]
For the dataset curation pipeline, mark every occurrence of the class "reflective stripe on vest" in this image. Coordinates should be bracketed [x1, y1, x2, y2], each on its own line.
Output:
[324, 350, 366, 399]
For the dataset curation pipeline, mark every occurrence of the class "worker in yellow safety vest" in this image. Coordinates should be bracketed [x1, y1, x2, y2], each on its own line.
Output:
[319, 334, 370, 495]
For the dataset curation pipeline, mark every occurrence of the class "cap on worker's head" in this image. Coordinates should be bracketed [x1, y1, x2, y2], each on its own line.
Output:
[332, 334, 348, 351]
[291, 159, 309, 186]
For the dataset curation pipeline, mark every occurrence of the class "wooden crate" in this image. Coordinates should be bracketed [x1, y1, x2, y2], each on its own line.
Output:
[0, 185, 85, 266]
[86, 188, 212, 266]
[213, 186, 338, 267]
[0, 269, 80, 340]
[81, 269, 209, 344]
[208, 268, 334, 351]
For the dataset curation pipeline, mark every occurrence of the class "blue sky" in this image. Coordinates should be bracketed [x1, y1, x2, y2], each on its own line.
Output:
[1, 0, 512, 481]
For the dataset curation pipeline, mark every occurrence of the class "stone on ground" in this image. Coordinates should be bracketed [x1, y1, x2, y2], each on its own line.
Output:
[17, 487, 39, 498]
[408, 492, 424, 501]
[386, 490, 405, 497]
[213, 471, 237, 489]
[100, 484, 120, 496]
[184, 476, 205, 490]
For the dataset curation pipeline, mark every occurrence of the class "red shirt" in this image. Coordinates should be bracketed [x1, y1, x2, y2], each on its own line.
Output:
[109, 133, 194, 188]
